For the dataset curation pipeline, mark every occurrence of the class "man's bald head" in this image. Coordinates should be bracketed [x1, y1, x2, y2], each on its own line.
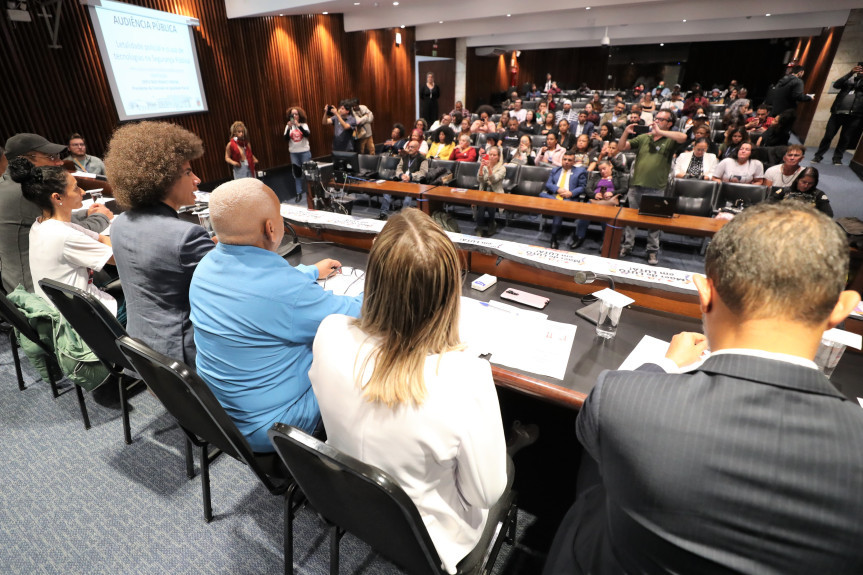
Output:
[209, 178, 283, 250]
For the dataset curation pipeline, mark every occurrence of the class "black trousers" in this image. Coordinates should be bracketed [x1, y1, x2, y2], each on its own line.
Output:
[814, 113, 863, 161]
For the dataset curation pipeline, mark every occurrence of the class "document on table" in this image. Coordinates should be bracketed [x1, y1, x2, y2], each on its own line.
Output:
[619, 334, 709, 373]
[460, 297, 577, 380]
[318, 266, 365, 297]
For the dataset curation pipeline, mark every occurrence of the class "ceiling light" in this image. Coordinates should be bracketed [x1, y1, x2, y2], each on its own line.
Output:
[354, 2, 360, 4]
[322, 11, 328, 14]
[438, 20, 443, 24]
[400, 24, 405, 28]
[279, 13, 283, 16]
[765, 13, 771, 16]
[660, 43, 664, 46]
[393, 1, 398, 4]
[682, 19, 687, 22]
[585, 6, 591, 9]
[506, 13, 511, 17]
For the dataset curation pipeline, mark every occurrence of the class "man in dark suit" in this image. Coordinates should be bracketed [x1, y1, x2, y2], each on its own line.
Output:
[539, 151, 587, 249]
[572, 111, 595, 139]
[544, 202, 863, 575]
[812, 64, 863, 165]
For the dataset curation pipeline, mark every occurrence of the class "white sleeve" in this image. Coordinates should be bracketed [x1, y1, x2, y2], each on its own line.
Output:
[454, 360, 508, 509]
[674, 153, 689, 175]
[703, 154, 718, 179]
[61, 228, 113, 272]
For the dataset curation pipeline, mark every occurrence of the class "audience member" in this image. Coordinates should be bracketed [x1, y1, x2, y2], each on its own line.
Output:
[763, 144, 805, 188]
[471, 106, 496, 134]
[682, 89, 710, 118]
[427, 128, 455, 160]
[812, 64, 863, 165]
[555, 119, 577, 151]
[284, 107, 312, 201]
[674, 138, 718, 179]
[767, 65, 813, 115]
[572, 111, 594, 138]
[719, 126, 749, 159]
[539, 112, 557, 136]
[500, 118, 522, 151]
[66, 133, 106, 175]
[380, 123, 408, 156]
[225, 121, 259, 179]
[583, 102, 601, 125]
[351, 99, 375, 154]
[476, 146, 506, 237]
[571, 134, 597, 172]
[537, 132, 566, 167]
[712, 142, 764, 184]
[544, 201, 863, 575]
[618, 110, 688, 265]
[509, 135, 536, 166]
[640, 92, 656, 114]
[519, 110, 539, 135]
[768, 167, 833, 216]
[756, 109, 795, 147]
[450, 100, 470, 119]
[555, 100, 579, 125]
[408, 128, 429, 156]
[106, 121, 214, 367]
[660, 91, 684, 115]
[419, 72, 440, 125]
[190, 178, 362, 451]
[0, 133, 112, 294]
[600, 102, 628, 129]
[322, 101, 356, 152]
[452, 133, 477, 162]
[543, 73, 553, 92]
[745, 104, 775, 134]
[380, 139, 427, 219]
[511, 98, 527, 123]
[526, 83, 542, 99]
[428, 113, 454, 133]
[309, 208, 508, 575]
[502, 90, 519, 111]
[8, 157, 117, 317]
[539, 151, 587, 250]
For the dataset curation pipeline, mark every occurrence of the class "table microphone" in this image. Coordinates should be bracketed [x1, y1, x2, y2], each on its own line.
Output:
[573, 270, 615, 292]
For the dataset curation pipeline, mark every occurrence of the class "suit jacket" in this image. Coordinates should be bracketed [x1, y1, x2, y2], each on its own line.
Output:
[0, 175, 109, 293]
[572, 121, 595, 138]
[544, 166, 587, 200]
[110, 202, 215, 367]
[553, 354, 863, 575]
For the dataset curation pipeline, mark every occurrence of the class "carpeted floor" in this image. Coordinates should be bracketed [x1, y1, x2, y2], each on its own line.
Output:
[0, 330, 546, 575]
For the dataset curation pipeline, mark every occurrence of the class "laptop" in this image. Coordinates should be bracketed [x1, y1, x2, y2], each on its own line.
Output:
[638, 196, 677, 218]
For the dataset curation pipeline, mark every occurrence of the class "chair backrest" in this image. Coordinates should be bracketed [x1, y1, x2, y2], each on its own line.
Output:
[490, 114, 501, 123]
[428, 159, 456, 174]
[530, 134, 546, 148]
[37, 279, 131, 373]
[378, 155, 401, 180]
[502, 164, 519, 192]
[0, 292, 53, 355]
[622, 152, 637, 171]
[268, 424, 445, 575]
[475, 133, 489, 148]
[717, 182, 768, 209]
[455, 162, 480, 189]
[116, 336, 286, 490]
[514, 165, 552, 196]
[358, 154, 381, 173]
[671, 179, 719, 217]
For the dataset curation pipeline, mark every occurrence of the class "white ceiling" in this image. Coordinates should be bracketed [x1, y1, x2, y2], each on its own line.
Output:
[224, 0, 855, 50]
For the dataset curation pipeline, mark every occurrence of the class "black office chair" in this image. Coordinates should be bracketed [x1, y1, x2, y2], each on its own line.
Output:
[0, 290, 62, 397]
[530, 134, 546, 148]
[474, 133, 489, 149]
[622, 152, 637, 172]
[672, 179, 719, 218]
[428, 158, 457, 175]
[378, 155, 401, 181]
[716, 182, 769, 211]
[454, 162, 481, 190]
[38, 279, 144, 445]
[268, 423, 518, 575]
[502, 164, 519, 193]
[513, 165, 552, 197]
[356, 154, 381, 178]
[116, 336, 294, 522]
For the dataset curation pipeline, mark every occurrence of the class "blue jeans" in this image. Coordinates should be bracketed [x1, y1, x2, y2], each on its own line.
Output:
[290, 151, 312, 198]
[622, 186, 662, 253]
[380, 194, 413, 215]
[233, 164, 253, 179]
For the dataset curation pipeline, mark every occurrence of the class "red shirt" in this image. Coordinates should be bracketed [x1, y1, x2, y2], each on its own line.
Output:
[453, 146, 478, 162]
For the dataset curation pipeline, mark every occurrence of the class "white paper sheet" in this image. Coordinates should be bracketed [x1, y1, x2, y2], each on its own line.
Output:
[318, 266, 365, 297]
[618, 334, 709, 373]
[460, 297, 577, 381]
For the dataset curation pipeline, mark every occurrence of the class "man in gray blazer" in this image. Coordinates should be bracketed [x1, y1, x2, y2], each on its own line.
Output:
[544, 202, 863, 575]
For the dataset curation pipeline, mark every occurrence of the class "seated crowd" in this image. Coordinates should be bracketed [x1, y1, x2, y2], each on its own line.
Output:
[343, 71, 831, 266]
[1, 68, 857, 575]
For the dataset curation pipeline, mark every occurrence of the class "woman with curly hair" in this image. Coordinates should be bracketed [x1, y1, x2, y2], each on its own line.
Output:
[284, 106, 311, 202]
[225, 121, 260, 179]
[106, 121, 215, 367]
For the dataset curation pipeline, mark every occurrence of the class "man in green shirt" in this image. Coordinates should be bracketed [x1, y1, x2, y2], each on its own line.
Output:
[617, 110, 688, 265]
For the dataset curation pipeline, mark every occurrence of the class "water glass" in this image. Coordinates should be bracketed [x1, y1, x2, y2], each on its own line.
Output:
[814, 338, 847, 379]
[596, 299, 623, 339]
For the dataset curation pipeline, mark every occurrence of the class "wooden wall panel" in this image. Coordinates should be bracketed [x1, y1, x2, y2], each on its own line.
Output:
[0, 2, 414, 182]
[792, 27, 844, 140]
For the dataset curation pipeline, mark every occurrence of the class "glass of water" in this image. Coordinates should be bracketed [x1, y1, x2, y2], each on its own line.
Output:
[814, 338, 846, 379]
[595, 299, 623, 340]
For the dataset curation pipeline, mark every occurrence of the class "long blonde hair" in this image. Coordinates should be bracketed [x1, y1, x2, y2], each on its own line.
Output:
[355, 208, 463, 406]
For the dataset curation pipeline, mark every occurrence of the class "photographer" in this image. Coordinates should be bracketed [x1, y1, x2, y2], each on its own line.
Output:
[322, 100, 356, 152]
[350, 98, 375, 155]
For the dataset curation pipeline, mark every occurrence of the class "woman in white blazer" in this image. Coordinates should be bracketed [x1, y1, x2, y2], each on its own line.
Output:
[674, 137, 718, 180]
[309, 208, 508, 574]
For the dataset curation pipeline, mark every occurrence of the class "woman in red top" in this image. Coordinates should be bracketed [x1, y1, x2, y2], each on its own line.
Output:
[452, 133, 477, 162]
[224, 121, 260, 179]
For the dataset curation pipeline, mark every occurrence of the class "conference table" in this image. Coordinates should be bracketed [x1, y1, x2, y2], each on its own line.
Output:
[293, 241, 863, 411]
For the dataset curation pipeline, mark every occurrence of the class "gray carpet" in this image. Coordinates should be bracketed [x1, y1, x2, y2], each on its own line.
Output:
[0, 331, 539, 575]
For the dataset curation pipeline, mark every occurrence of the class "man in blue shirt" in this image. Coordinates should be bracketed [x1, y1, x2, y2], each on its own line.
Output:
[190, 178, 363, 451]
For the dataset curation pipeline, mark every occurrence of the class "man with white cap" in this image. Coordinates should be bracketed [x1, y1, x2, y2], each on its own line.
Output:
[555, 100, 579, 125]
[0, 133, 112, 293]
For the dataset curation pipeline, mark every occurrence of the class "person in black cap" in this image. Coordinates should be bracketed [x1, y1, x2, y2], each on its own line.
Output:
[0, 133, 112, 293]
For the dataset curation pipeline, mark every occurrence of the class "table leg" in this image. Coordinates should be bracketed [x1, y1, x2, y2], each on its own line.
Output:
[601, 223, 623, 259]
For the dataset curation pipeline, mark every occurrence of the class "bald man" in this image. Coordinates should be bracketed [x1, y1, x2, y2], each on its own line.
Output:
[189, 178, 363, 451]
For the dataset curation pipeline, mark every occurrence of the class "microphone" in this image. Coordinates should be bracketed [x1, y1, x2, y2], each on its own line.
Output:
[574, 270, 615, 292]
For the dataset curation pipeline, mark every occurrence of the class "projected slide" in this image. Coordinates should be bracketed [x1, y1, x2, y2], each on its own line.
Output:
[85, 0, 208, 121]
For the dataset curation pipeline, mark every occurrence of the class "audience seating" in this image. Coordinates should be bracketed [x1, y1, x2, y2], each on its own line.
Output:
[378, 156, 400, 181]
[513, 165, 552, 197]
[268, 423, 518, 575]
[357, 154, 381, 178]
[38, 279, 144, 445]
[454, 162, 481, 189]
[716, 182, 769, 209]
[475, 133, 489, 149]
[502, 164, 519, 193]
[530, 135, 546, 148]
[671, 179, 720, 217]
[116, 336, 294, 523]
